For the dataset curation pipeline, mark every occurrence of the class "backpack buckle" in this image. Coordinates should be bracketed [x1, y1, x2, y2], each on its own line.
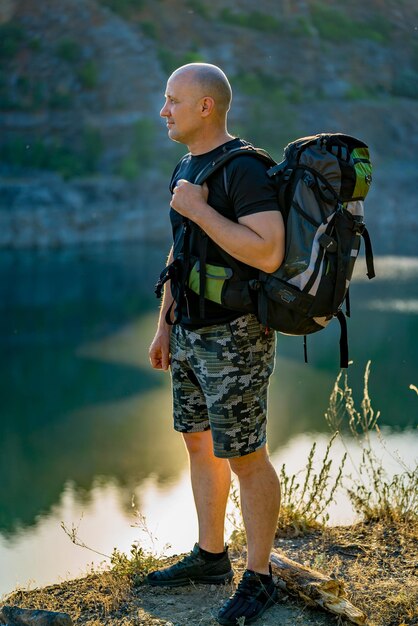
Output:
[283, 168, 293, 181]
[249, 279, 261, 291]
[302, 171, 315, 188]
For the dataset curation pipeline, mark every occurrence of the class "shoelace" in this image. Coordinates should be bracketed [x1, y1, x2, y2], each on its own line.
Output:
[235, 573, 264, 598]
[170, 550, 201, 571]
[234, 571, 278, 606]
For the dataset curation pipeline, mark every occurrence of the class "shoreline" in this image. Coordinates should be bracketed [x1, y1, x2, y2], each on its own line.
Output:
[3, 519, 417, 626]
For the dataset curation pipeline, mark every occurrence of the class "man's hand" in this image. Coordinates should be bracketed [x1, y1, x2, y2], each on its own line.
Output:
[170, 179, 209, 221]
[149, 329, 171, 371]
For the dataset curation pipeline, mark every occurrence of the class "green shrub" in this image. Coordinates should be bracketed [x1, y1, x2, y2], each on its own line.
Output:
[99, 0, 144, 18]
[311, 3, 392, 43]
[0, 128, 103, 178]
[158, 47, 203, 75]
[118, 119, 157, 179]
[49, 88, 73, 110]
[233, 71, 305, 105]
[345, 84, 375, 101]
[186, 0, 210, 19]
[118, 155, 139, 180]
[360, 15, 393, 43]
[28, 37, 42, 52]
[78, 61, 98, 89]
[219, 8, 282, 33]
[10, 75, 45, 111]
[111, 544, 162, 582]
[412, 42, 418, 72]
[141, 20, 157, 39]
[392, 70, 418, 100]
[233, 72, 288, 103]
[311, 3, 355, 41]
[0, 95, 13, 110]
[288, 16, 315, 38]
[57, 38, 82, 63]
[82, 127, 103, 171]
[0, 22, 25, 60]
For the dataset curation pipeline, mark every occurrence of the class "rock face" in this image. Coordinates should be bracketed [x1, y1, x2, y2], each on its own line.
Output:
[0, 606, 72, 626]
[0, 171, 170, 248]
[0, 0, 417, 250]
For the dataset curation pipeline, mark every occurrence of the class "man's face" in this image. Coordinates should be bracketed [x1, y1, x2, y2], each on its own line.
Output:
[160, 73, 203, 145]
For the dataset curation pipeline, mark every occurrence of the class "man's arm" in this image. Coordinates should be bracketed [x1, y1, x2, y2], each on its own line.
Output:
[171, 180, 285, 273]
[149, 247, 174, 371]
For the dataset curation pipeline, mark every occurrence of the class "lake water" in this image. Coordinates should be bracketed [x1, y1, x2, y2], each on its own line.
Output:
[1, 244, 417, 598]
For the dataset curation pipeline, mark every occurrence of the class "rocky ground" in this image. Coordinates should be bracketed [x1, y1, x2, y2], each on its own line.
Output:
[3, 521, 417, 626]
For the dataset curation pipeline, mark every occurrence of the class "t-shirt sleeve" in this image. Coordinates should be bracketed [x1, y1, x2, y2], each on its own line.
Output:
[226, 155, 280, 219]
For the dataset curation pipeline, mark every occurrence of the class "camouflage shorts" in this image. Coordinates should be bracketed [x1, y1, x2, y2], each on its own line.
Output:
[170, 313, 276, 458]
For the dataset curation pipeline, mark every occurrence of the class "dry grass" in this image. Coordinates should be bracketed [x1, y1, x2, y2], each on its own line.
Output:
[279, 519, 418, 626]
[6, 570, 133, 624]
[5, 519, 417, 626]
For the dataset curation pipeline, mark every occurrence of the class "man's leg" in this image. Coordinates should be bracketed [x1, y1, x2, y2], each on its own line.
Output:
[146, 429, 233, 586]
[183, 430, 231, 553]
[228, 445, 280, 574]
[216, 445, 280, 625]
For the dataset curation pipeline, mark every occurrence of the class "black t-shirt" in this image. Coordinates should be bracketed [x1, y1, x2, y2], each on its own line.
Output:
[169, 138, 279, 328]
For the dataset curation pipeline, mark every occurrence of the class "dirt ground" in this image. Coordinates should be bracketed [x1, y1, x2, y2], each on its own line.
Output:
[3, 521, 418, 626]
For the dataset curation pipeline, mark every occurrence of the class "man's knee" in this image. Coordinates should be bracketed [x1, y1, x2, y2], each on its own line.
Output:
[228, 446, 269, 478]
[183, 430, 214, 457]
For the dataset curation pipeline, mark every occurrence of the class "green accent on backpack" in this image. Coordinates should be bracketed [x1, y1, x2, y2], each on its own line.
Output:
[188, 261, 233, 305]
[351, 147, 372, 200]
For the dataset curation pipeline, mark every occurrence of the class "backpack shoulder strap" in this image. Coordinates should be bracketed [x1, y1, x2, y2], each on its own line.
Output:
[192, 145, 275, 319]
[194, 145, 275, 186]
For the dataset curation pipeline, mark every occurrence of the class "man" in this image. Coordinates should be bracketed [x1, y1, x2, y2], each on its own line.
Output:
[148, 62, 285, 625]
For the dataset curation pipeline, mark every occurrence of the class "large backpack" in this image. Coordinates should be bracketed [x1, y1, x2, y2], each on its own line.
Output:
[156, 133, 375, 367]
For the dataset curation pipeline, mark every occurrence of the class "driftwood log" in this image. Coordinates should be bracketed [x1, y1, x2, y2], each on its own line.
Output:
[0, 606, 72, 626]
[271, 550, 367, 625]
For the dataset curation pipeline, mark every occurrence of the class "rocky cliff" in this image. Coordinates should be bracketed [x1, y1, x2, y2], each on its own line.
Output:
[0, 0, 417, 252]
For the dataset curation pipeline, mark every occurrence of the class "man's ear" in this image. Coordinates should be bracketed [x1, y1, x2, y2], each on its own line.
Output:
[200, 96, 215, 116]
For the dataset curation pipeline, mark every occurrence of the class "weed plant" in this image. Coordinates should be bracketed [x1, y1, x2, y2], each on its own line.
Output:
[326, 361, 418, 523]
[62, 508, 167, 582]
[277, 432, 346, 534]
[111, 508, 171, 582]
[229, 361, 416, 540]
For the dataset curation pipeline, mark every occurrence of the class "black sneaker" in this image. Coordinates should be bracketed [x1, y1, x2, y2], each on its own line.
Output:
[217, 567, 277, 625]
[146, 543, 234, 587]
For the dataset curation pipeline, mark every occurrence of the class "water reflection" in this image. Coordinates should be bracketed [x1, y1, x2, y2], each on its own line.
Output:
[0, 245, 417, 596]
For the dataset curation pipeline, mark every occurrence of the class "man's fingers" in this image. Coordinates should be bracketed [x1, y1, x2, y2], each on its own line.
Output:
[149, 341, 170, 371]
[160, 350, 171, 371]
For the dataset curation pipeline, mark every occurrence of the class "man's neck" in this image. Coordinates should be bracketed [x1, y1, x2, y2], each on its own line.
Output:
[188, 131, 235, 156]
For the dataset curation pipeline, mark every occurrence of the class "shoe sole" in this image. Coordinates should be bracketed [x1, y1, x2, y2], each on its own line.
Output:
[217, 587, 278, 625]
[147, 570, 234, 588]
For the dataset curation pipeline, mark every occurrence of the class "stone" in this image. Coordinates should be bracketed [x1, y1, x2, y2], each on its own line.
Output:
[0, 606, 73, 626]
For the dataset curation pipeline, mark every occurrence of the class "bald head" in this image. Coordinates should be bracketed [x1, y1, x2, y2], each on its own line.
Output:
[170, 63, 232, 115]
